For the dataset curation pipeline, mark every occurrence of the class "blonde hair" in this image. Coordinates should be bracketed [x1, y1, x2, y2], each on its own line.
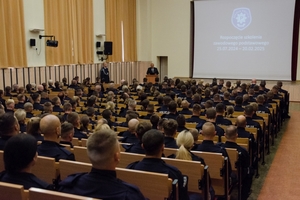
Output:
[175, 130, 194, 161]
[106, 101, 115, 113]
[95, 123, 111, 132]
[14, 109, 26, 122]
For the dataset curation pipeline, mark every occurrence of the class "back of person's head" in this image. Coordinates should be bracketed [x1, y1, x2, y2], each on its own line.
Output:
[17, 94, 25, 101]
[141, 99, 150, 110]
[243, 94, 249, 102]
[235, 96, 243, 105]
[204, 89, 210, 98]
[86, 107, 95, 117]
[26, 117, 41, 136]
[4, 134, 37, 172]
[244, 105, 254, 116]
[67, 112, 80, 126]
[223, 91, 230, 99]
[201, 122, 216, 139]
[14, 109, 26, 123]
[181, 100, 189, 109]
[150, 114, 159, 127]
[163, 96, 172, 105]
[5, 99, 15, 108]
[125, 111, 139, 123]
[168, 101, 177, 113]
[250, 102, 258, 112]
[142, 129, 164, 156]
[236, 115, 246, 127]
[176, 130, 194, 161]
[213, 94, 220, 102]
[226, 106, 234, 117]
[63, 103, 72, 112]
[205, 100, 213, 109]
[102, 109, 112, 119]
[136, 121, 152, 141]
[266, 91, 274, 99]
[260, 80, 266, 87]
[87, 129, 119, 168]
[192, 104, 201, 115]
[0, 113, 19, 136]
[40, 114, 61, 140]
[61, 122, 74, 140]
[106, 101, 115, 113]
[189, 128, 199, 142]
[215, 103, 225, 114]
[256, 95, 264, 104]
[51, 96, 61, 106]
[206, 108, 216, 119]
[225, 125, 238, 140]
[128, 119, 139, 133]
[146, 104, 154, 113]
[163, 119, 178, 137]
[128, 99, 136, 109]
[43, 102, 53, 113]
[80, 115, 89, 128]
[176, 114, 186, 127]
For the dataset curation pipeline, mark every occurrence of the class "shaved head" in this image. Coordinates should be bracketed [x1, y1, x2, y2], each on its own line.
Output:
[236, 115, 246, 127]
[201, 122, 215, 138]
[128, 119, 139, 132]
[40, 114, 61, 140]
[225, 125, 238, 140]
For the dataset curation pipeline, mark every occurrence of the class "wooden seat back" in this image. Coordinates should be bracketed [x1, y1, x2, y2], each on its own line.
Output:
[29, 187, 98, 200]
[220, 137, 249, 151]
[59, 160, 173, 200]
[33, 156, 58, 184]
[0, 151, 4, 172]
[0, 182, 28, 200]
[191, 151, 228, 196]
[73, 146, 90, 163]
[225, 148, 238, 173]
[118, 152, 144, 168]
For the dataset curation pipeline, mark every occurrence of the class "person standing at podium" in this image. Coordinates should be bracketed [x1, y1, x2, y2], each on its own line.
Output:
[146, 63, 159, 75]
[100, 62, 110, 83]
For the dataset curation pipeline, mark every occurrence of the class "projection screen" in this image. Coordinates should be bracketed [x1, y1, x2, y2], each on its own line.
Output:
[193, 0, 296, 80]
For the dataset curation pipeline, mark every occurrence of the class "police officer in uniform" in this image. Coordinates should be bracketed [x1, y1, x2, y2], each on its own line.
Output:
[100, 62, 110, 83]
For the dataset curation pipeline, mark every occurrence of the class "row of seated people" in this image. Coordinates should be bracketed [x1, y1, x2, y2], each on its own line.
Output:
[0, 108, 254, 199]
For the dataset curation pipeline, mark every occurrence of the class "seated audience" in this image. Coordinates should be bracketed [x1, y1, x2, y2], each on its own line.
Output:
[179, 100, 192, 115]
[0, 113, 20, 150]
[176, 114, 188, 132]
[0, 134, 53, 189]
[59, 129, 145, 199]
[26, 117, 44, 141]
[14, 109, 27, 133]
[127, 129, 189, 200]
[60, 122, 75, 148]
[215, 103, 232, 126]
[37, 114, 75, 161]
[163, 119, 178, 148]
[67, 112, 88, 139]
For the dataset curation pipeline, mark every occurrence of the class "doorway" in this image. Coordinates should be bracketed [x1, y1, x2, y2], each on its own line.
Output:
[157, 56, 168, 81]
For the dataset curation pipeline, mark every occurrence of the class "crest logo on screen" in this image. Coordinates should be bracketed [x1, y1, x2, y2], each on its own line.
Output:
[231, 8, 252, 31]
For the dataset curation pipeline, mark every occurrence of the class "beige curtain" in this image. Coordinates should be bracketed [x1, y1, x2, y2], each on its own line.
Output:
[44, 0, 93, 65]
[105, 0, 137, 62]
[0, 0, 27, 68]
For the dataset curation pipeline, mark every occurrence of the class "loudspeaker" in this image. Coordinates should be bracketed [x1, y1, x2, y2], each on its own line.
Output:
[96, 41, 101, 48]
[46, 40, 58, 47]
[30, 39, 36, 47]
[104, 41, 113, 55]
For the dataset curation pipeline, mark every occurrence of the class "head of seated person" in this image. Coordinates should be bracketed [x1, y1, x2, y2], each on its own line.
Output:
[235, 96, 243, 106]
[200, 122, 216, 140]
[176, 130, 195, 160]
[142, 129, 164, 157]
[43, 102, 53, 114]
[4, 134, 37, 173]
[87, 129, 120, 170]
[40, 114, 61, 142]
[0, 113, 20, 138]
[162, 119, 178, 138]
[136, 121, 152, 142]
[224, 125, 238, 142]
[67, 112, 80, 128]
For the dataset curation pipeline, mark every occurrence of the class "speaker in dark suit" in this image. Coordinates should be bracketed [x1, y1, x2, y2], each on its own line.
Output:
[146, 63, 159, 75]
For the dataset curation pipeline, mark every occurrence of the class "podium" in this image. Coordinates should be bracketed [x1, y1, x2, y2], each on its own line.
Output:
[146, 75, 158, 84]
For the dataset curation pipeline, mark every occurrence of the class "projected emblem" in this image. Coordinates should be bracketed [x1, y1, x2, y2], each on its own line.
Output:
[231, 8, 252, 31]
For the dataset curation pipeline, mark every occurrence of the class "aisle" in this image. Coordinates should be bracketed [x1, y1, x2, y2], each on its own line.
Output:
[258, 111, 300, 199]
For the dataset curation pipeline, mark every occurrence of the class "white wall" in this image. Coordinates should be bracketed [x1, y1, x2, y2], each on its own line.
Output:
[23, 0, 46, 67]
[137, 0, 300, 80]
[93, 0, 106, 63]
[23, 0, 106, 67]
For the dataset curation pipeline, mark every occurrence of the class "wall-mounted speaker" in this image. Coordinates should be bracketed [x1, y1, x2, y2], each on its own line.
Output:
[96, 41, 101, 48]
[104, 41, 113, 55]
[30, 39, 36, 47]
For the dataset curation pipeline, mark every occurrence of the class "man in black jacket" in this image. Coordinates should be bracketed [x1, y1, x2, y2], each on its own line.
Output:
[146, 63, 159, 75]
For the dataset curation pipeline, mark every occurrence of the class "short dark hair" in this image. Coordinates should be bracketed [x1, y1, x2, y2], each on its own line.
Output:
[86, 107, 95, 117]
[142, 129, 164, 156]
[67, 112, 79, 125]
[0, 113, 18, 136]
[176, 114, 186, 127]
[235, 96, 243, 105]
[4, 134, 37, 172]
[244, 105, 254, 116]
[150, 114, 159, 128]
[102, 109, 112, 119]
[136, 121, 152, 140]
[168, 101, 177, 113]
[163, 119, 178, 136]
[215, 103, 225, 113]
[61, 122, 74, 139]
[206, 108, 216, 119]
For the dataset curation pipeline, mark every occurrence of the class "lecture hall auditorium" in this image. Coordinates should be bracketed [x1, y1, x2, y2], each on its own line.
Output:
[0, 0, 300, 200]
